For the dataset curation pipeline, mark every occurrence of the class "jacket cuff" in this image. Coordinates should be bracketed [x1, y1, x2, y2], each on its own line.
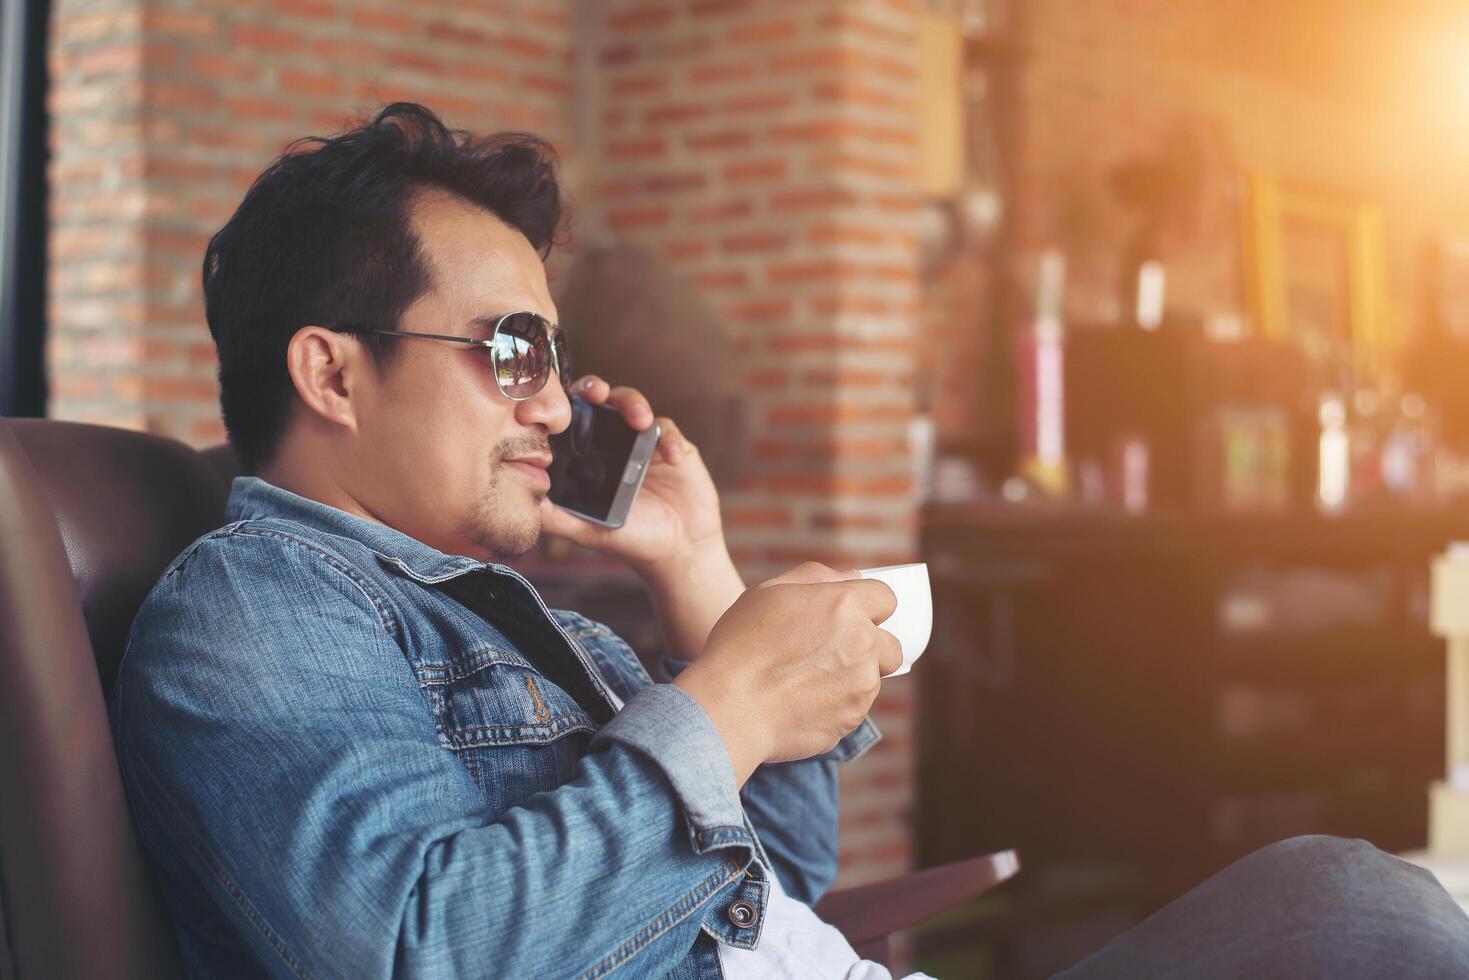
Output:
[592, 684, 752, 853]
[826, 717, 881, 762]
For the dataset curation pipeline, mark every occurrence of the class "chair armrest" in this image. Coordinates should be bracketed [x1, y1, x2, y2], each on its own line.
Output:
[815, 850, 1020, 948]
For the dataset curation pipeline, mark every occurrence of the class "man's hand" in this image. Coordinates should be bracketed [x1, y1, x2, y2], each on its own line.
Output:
[673, 562, 901, 785]
[538, 375, 745, 662]
[538, 375, 724, 579]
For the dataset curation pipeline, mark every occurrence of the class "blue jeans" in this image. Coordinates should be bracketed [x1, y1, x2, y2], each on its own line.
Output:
[1054, 836, 1469, 979]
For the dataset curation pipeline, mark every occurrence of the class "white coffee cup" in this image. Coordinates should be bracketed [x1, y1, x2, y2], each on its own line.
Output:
[857, 562, 932, 677]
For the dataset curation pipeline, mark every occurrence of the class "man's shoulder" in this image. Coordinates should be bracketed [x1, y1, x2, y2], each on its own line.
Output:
[117, 516, 404, 705]
[130, 515, 396, 649]
[154, 515, 385, 594]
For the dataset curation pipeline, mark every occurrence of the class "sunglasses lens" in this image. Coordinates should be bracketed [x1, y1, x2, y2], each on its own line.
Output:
[493, 312, 551, 398]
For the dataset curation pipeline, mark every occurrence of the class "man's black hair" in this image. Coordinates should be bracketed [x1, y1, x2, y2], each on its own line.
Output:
[202, 102, 563, 473]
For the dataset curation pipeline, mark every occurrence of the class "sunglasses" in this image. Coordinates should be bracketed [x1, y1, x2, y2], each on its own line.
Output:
[334, 311, 571, 401]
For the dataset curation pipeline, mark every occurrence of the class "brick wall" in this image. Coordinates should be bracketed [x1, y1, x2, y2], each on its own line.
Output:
[48, 0, 576, 442]
[586, 0, 923, 886]
[47, 0, 925, 887]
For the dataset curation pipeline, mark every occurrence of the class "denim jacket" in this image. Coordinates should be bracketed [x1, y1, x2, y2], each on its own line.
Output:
[109, 476, 879, 979]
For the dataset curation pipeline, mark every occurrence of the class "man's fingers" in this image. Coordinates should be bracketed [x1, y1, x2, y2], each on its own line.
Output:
[605, 384, 655, 431]
[761, 561, 859, 588]
[654, 416, 696, 463]
[875, 628, 903, 676]
[850, 578, 897, 625]
[571, 374, 608, 401]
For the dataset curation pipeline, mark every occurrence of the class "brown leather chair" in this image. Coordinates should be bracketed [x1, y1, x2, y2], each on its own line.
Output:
[0, 417, 1016, 978]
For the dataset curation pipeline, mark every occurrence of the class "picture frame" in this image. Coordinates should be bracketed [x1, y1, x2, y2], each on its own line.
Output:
[1241, 173, 1391, 384]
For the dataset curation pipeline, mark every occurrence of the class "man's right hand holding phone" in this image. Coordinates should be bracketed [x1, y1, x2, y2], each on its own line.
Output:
[674, 562, 901, 786]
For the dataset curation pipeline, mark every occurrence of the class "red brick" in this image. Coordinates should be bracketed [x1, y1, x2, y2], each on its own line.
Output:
[692, 268, 750, 291]
[873, 192, 919, 212]
[605, 205, 671, 231]
[722, 231, 788, 254]
[190, 51, 260, 82]
[522, 7, 570, 31]
[232, 23, 303, 53]
[726, 297, 794, 319]
[691, 0, 752, 16]
[309, 37, 381, 62]
[662, 239, 710, 262]
[605, 137, 668, 161]
[454, 60, 512, 84]
[600, 43, 638, 68]
[645, 103, 710, 127]
[750, 437, 797, 459]
[75, 44, 143, 77]
[498, 35, 552, 59]
[273, 0, 337, 18]
[743, 368, 790, 390]
[769, 187, 859, 211]
[721, 92, 796, 115]
[688, 198, 753, 223]
[812, 81, 913, 112]
[142, 8, 215, 38]
[729, 20, 797, 45]
[351, 8, 416, 33]
[723, 159, 787, 184]
[806, 223, 891, 247]
[769, 46, 865, 76]
[280, 67, 343, 99]
[426, 20, 492, 45]
[810, 510, 893, 530]
[608, 5, 676, 32]
[611, 73, 668, 96]
[809, 294, 894, 316]
[819, 10, 915, 45]
[810, 151, 916, 180]
[686, 130, 751, 153]
[769, 119, 913, 147]
[802, 368, 905, 389]
[190, 417, 228, 443]
[149, 83, 217, 112]
[689, 63, 754, 86]
[226, 95, 295, 121]
[148, 377, 219, 403]
[643, 172, 706, 194]
[767, 260, 865, 284]
[143, 338, 184, 363]
[724, 506, 792, 528]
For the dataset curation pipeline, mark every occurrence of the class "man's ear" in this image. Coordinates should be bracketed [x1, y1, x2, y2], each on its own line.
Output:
[283, 325, 366, 434]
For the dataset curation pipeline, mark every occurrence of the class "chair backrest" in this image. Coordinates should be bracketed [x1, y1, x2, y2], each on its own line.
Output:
[0, 417, 239, 979]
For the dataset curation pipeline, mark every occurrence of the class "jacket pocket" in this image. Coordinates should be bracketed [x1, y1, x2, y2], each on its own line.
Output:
[416, 646, 598, 811]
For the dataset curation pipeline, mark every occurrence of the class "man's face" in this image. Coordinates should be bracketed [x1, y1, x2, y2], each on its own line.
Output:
[350, 190, 572, 562]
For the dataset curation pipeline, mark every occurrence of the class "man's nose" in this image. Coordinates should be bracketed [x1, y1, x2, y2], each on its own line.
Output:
[517, 373, 573, 434]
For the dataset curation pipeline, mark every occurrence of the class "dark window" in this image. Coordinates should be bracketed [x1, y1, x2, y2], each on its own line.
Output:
[0, 0, 49, 417]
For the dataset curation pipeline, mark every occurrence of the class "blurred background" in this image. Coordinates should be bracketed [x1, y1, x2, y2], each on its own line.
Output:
[8, 0, 1469, 976]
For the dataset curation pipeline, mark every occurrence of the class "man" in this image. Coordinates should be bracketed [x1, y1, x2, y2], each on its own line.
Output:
[113, 104, 1469, 979]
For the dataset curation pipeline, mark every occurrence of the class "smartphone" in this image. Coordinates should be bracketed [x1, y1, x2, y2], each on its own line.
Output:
[547, 397, 661, 528]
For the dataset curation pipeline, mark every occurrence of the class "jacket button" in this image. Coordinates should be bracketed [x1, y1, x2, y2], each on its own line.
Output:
[727, 900, 757, 929]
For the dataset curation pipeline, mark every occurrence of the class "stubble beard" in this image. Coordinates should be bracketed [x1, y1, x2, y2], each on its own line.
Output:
[458, 435, 550, 562]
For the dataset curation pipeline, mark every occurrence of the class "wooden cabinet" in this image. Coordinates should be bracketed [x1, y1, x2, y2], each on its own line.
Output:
[917, 508, 1465, 970]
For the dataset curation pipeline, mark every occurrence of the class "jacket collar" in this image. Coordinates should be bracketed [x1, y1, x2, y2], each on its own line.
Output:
[225, 475, 491, 585]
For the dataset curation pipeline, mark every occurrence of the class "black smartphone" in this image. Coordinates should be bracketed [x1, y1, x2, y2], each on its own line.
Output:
[547, 397, 661, 528]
